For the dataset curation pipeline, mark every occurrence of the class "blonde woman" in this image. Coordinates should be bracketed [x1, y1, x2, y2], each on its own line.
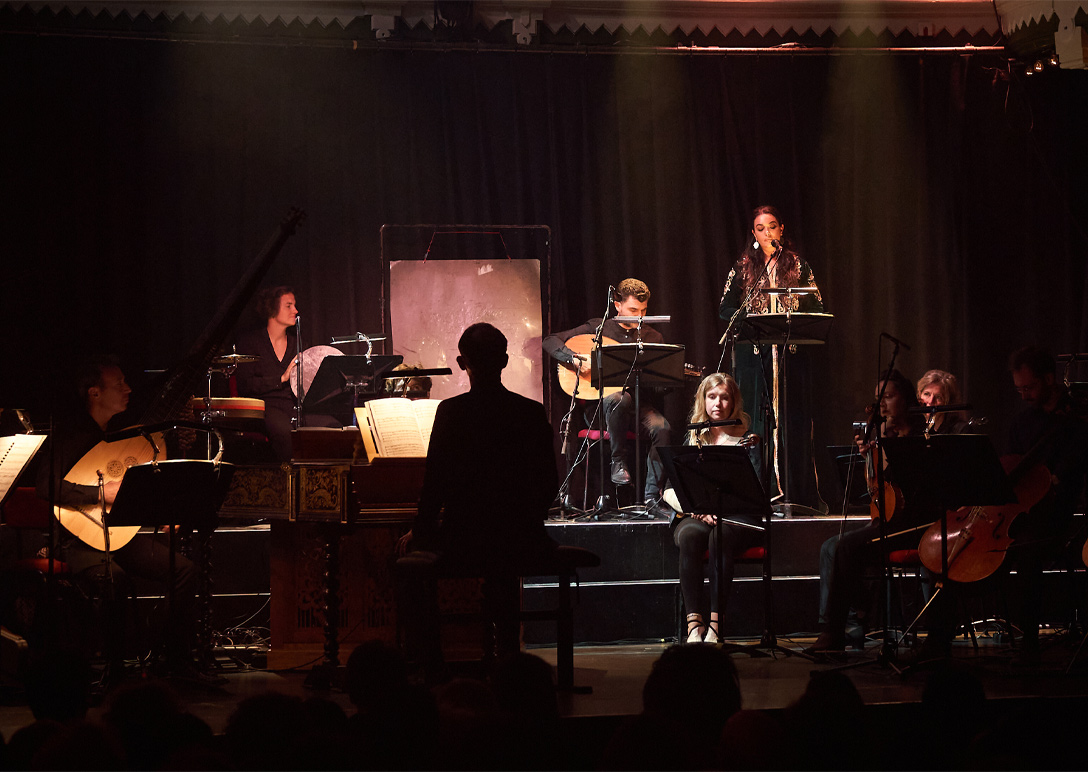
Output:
[916, 369, 966, 434]
[666, 374, 762, 643]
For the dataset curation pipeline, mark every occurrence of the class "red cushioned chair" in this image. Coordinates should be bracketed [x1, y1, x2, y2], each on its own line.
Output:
[675, 543, 771, 653]
[566, 427, 638, 511]
[2, 487, 69, 575]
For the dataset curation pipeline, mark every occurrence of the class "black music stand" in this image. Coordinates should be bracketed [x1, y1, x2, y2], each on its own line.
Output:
[302, 355, 403, 424]
[109, 460, 235, 676]
[828, 445, 870, 513]
[859, 435, 1013, 668]
[659, 445, 802, 657]
[744, 312, 833, 517]
[592, 343, 686, 518]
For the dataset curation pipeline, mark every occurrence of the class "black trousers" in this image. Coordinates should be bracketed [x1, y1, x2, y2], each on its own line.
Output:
[64, 532, 198, 666]
[674, 515, 762, 621]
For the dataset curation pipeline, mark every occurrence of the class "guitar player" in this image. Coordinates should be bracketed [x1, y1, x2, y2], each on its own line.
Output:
[35, 356, 220, 686]
[542, 277, 674, 520]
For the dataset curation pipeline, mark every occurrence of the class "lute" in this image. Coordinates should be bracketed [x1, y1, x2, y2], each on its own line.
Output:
[54, 208, 306, 551]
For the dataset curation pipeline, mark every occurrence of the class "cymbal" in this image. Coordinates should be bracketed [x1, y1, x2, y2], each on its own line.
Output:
[213, 353, 260, 365]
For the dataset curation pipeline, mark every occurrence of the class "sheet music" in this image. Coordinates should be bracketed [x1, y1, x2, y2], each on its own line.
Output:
[365, 398, 441, 457]
[0, 434, 46, 503]
[414, 400, 440, 450]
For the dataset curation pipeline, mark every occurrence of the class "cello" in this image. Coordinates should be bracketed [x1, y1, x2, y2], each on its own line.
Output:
[918, 454, 1052, 582]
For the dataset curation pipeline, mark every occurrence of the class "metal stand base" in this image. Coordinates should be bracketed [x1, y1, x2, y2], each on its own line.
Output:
[772, 501, 826, 518]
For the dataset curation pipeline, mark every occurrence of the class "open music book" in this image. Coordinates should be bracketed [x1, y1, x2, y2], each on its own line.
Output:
[354, 398, 441, 461]
[0, 434, 46, 505]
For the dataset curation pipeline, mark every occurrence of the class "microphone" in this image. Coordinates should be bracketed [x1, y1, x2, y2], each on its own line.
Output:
[880, 331, 912, 351]
[685, 418, 742, 431]
[771, 239, 780, 249]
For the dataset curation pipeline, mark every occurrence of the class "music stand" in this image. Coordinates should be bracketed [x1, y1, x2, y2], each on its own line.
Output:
[867, 435, 1013, 667]
[828, 444, 870, 513]
[593, 343, 686, 518]
[109, 460, 235, 675]
[659, 445, 804, 657]
[301, 355, 403, 424]
[744, 312, 833, 516]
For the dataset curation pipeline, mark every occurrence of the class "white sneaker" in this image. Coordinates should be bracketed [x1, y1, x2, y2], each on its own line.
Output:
[704, 627, 719, 644]
[686, 627, 705, 644]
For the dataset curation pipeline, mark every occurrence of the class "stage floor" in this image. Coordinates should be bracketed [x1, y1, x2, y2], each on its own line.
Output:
[5, 628, 1088, 743]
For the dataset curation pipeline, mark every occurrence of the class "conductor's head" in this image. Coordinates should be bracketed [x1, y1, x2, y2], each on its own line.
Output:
[457, 323, 508, 385]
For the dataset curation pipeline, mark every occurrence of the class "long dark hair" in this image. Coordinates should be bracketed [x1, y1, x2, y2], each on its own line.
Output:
[875, 368, 924, 434]
[738, 205, 801, 292]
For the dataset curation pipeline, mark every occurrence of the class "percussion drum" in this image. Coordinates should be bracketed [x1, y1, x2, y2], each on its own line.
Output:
[290, 345, 344, 400]
[189, 397, 266, 430]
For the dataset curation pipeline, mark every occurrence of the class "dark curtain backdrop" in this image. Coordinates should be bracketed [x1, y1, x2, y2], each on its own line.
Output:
[2, 36, 1086, 497]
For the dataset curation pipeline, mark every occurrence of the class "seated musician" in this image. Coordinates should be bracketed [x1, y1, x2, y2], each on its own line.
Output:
[663, 373, 762, 643]
[395, 323, 559, 677]
[234, 285, 339, 461]
[917, 369, 969, 435]
[383, 363, 433, 400]
[35, 357, 217, 684]
[542, 278, 674, 519]
[810, 368, 925, 654]
[923, 347, 1088, 663]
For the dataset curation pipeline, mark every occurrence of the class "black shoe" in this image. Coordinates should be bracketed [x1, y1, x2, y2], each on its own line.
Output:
[644, 498, 674, 521]
[610, 459, 631, 485]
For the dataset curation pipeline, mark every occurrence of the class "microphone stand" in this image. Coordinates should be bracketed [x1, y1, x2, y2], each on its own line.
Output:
[557, 364, 584, 516]
[293, 314, 303, 429]
[592, 286, 616, 517]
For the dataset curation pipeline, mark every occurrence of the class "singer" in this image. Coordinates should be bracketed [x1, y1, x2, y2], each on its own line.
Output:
[235, 285, 338, 460]
[718, 205, 823, 502]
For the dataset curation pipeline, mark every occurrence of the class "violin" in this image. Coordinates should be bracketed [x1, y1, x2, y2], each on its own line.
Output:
[866, 449, 904, 521]
[858, 414, 904, 522]
[918, 454, 1052, 582]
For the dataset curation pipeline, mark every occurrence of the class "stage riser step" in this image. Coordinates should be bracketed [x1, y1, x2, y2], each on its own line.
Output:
[535, 517, 872, 583]
[522, 571, 1087, 645]
[522, 578, 828, 643]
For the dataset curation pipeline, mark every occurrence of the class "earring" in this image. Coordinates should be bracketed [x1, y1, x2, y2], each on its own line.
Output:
[752, 240, 759, 250]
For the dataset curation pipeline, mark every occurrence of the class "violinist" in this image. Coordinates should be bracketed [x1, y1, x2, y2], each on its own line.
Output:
[917, 370, 968, 435]
[922, 347, 1088, 664]
[809, 369, 923, 655]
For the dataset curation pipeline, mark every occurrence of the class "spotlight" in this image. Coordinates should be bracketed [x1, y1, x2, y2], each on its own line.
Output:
[1033, 60, 1045, 72]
